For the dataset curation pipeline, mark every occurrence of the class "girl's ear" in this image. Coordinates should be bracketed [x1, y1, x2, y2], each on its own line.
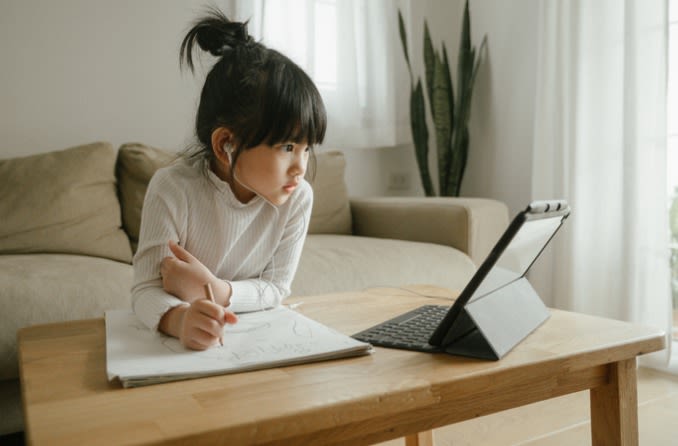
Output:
[211, 127, 234, 166]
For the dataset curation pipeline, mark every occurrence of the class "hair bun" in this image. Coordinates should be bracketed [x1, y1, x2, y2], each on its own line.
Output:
[198, 20, 252, 56]
[180, 7, 254, 71]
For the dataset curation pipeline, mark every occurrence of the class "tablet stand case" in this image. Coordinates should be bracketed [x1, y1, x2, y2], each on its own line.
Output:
[443, 277, 550, 360]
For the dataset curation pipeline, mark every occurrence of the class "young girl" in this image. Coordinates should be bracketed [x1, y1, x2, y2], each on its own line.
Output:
[131, 8, 326, 351]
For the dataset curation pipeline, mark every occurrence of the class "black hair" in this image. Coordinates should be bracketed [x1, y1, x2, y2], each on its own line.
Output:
[179, 7, 326, 170]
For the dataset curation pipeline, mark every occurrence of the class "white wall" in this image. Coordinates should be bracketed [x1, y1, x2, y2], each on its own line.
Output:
[0, 0, 540, 216]
[0, 0, 203, 157]
[464, 0, 540, 216]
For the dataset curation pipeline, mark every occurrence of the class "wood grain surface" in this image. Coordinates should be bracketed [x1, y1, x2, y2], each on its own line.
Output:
[18, 285, 665, 445]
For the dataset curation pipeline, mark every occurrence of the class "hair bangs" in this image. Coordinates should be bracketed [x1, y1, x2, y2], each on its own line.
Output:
[244, 55, 326, 148]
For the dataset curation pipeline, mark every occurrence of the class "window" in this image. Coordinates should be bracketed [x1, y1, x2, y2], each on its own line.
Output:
[257, 0, 338, 89]
[245, 0, 401, 149]
[668, 0, 678, 340]
[313, 0, 338, 88]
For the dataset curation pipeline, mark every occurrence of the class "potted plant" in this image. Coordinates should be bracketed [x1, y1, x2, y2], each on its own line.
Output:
[399, 0, 486, 196]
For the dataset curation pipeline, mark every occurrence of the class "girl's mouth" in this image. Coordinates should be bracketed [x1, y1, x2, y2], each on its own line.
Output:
[283, 182, 298, 193]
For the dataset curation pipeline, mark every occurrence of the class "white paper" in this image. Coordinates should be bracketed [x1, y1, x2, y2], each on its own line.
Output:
[105, 306, 372, 387]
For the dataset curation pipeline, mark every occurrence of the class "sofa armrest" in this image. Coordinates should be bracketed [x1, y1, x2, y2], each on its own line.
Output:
[350, 197, 509, 266]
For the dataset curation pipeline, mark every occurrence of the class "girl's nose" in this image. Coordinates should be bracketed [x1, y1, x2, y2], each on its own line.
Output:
[291, 150, 307, 177]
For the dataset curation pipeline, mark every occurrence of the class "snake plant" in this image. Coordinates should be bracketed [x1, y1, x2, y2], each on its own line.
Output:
[398, 1, 486, 196]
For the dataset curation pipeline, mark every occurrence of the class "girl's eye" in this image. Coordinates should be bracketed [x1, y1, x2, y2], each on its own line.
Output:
[278, 143, 310, 153]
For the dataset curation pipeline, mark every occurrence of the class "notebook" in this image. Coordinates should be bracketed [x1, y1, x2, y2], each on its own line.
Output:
[106, 305, 372, 387]
[352, 200, 570, 360]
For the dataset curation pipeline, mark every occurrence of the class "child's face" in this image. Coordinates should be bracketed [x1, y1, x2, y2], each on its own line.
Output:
[231, 141, 310, 206]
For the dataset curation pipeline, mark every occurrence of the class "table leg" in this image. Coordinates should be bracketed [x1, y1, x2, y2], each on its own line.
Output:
[590, 358, 638, 446]
[404, 430, 433, 446]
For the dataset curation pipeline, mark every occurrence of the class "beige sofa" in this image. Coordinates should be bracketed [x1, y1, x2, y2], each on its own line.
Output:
[0, 142, 509, 435]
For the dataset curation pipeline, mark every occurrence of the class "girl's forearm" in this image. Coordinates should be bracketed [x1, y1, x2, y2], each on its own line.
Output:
[158, 305, 188, 338]
[212, 279, 233, 307]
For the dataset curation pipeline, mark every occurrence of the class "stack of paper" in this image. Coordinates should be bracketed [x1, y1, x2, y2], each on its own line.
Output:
[105, 306, 372, 387]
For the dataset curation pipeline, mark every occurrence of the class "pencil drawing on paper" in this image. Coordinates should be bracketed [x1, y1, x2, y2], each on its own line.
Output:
[292, 319, 313, 338]
[105, 306, 372, 386]
[158, 309, 319, 362]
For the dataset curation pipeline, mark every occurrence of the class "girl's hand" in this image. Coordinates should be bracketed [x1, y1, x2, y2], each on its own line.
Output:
[178, 300, 238, 350]
[160, 240, 215, 303]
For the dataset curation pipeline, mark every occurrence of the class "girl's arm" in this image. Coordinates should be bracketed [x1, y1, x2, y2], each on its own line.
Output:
[160, 240, 233, 307]
[132, 168, 234, 343]
[131, 172, 189, 330]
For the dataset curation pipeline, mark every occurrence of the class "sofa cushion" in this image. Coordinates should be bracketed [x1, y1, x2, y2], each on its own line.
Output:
[0, 142, 133, 263]
[306, 150, 352, 235]
[0, 254, 133, 381]
[292, 234, 476, 297]
[116, 143, 177, 252]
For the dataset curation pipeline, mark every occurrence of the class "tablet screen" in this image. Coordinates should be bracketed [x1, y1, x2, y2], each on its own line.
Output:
[470, 215, 564, 301]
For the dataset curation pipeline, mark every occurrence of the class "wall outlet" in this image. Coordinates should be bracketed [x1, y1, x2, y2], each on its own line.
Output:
[388, 172, 411, 191]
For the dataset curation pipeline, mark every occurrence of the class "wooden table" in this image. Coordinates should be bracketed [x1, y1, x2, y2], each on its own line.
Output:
[18, 285, 665, 446]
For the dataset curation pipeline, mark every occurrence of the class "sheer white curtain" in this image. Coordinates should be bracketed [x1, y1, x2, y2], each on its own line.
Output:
[530, 0, 673, 369]
[230, 0, 400, 149]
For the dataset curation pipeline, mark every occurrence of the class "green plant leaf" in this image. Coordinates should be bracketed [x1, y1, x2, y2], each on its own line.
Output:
[470, 36, 488, 89]
[458, 56, 475, 123]
[462, 0, 471, 52]
[423, 21, 435, 108]
[455, 37, 486, 130]
[432, 52, 453, 196]
[401, 0, 485, 197]
[457, 126, 470, 196]
[442, 43, 455, 126]
[398, 10, 413, 83]
[440, 42, 455, 196]
[447, 123, 469, 197]
[411, 80, 434, 196]
[457, 0, 473, 104]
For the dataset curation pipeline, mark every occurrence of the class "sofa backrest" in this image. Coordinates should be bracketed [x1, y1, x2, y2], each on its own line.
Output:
[0, 142, 133, 263]
[116, 143, 178, 253]
[305, 150, 352, 235]
[0, 142, 353, 262]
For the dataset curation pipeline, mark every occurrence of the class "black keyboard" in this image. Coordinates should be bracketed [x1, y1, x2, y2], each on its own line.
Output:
[352, 305, 448, 352]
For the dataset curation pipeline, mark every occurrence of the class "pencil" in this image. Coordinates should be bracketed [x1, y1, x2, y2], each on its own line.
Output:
[204, 283, 223, 346]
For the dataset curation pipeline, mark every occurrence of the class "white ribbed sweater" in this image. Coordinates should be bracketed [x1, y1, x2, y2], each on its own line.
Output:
[131, 158, 313, 330]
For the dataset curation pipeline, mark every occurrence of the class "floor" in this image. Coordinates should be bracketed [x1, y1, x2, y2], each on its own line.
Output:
[375, 367, 678, 446]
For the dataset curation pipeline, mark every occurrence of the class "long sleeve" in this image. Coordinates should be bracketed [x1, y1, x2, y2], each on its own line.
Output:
[131, 159, 314, 330]
[228, 189, 312, 312]
[131, 170, 188, 330]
